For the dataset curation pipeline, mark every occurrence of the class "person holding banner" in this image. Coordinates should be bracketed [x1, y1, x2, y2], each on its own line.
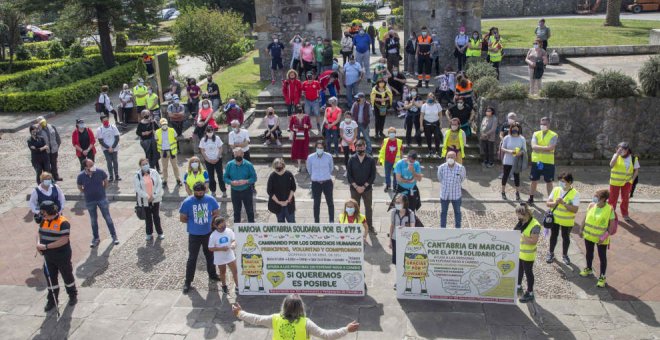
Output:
[208, 217, 239, 294]
[515, 203, 541, 303]
[339, 199, 368, 241]
[232, 294, 359, 339]
[389, 194, 415, 267]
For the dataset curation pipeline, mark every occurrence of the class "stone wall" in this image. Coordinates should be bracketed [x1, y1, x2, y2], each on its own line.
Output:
[482, 0, 606, 18]
[477, 97, 660, 160]
[253, 0, 332, 80]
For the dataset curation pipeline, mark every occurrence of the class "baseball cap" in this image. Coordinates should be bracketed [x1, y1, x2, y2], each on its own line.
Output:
[160, 118, 168, 125]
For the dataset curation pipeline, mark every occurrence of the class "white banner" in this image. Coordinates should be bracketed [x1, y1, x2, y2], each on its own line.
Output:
[396, 228, 520, 304]
[235, 223, 365, 296]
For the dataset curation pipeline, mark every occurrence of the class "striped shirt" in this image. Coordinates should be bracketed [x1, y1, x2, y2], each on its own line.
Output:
[437, 163, 466, 200]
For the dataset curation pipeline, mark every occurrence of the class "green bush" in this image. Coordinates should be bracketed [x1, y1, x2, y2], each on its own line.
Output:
[48, 41, 66, 59]
[35, 48, 50, 60]
[391, 6, 403, 16]
[585, 70, 637, 98]
[473, 76, 500, 98]
[341, 8, 360, 23]
[115, 33, 128, 53]
[494, 82, 528, 100]
[22, 41, 50, 58]
[230, 89, 254, 110]
[465, 59, 498, 83]
[15, 45, 32, 61]
[0, 59, 56, 73]
[638, 55, 660, 97]
[69, 42, 85, 59]
[540, 81, 580, 98]
[340, 3, 378, 23]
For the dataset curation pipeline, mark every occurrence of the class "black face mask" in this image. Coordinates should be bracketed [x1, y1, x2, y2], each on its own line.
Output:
[194, 193, 205, 200]
[235, 156, 243, 163]
[275, 166, 284, 172]
[357, 150, 366, 155]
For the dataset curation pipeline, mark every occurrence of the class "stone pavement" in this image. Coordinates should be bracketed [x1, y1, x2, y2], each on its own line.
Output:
[566, 55, 656, 82]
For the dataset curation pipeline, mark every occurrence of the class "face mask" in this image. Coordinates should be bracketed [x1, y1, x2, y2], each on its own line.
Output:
[389, 132, 396, 139]
[344, 118, 351, 123]
[273, 39, 279, 43]
[234, 128, 240, 133]
[139, 82, 144, 86]
[345, 207, 355, 215]
[275, 166, 284, 172]
[533, 44, 539, 49]
[427, 99, 433, 104]
[89, 166, 97, 172]
[162, 126, 168, 130]
[394, 203, 403, 210]
[459, 32, 465, 35]
[511, 129, 519, 135]
[411, 92, 417, 97]
[421, 31, 427, 36]
[473, 34, 478, 39]
[42, 179, 52, 187]
[191, 162, 199, 170]
[431, 34, 437, 38]
[203, 104, 209, 109]
[592, 197, 599, 203]
[206, 132, 214, 138]
[78, 123, 86, 129]
[540, 124, 549, 131]
[143, 115, 150, 120]
[559, 181, 566, 190]
[235, 156, 243, 163]
[295, 39, 301, 43]
[447, 158, 456, 165]
[316, 148, 324, 156]
[393, 71, 398, 76]
[359, 30, 365, 35]
[174, 100, 181, 104]
[268, 112, 273, 116]
[451, 125, 458, 131]
[103, 121, 110, 127]
[317, 40, 322, 44]
[357, 149, 365, 155]
[457, 103, 464, 109]
[148, 90, 153, 94]
[141, 164, 150, 172]
[508, 118, 515, 125]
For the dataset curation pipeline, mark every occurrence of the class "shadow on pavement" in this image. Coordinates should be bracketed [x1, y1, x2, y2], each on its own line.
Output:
[32, 303, 77, 339]
[620, 219, 659, 250]
[77, 245, 113, 286]
[606, 286, 660, 328]
[136, 237, 166, 273]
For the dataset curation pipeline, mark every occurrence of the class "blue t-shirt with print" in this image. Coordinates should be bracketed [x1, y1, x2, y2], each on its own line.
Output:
[394, 159, 421, 190]
[179, 195, 219, 235]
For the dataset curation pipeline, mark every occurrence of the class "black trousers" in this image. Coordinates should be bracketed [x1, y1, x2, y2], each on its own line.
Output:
[480, 140, 495, 164]
[585, 239, 608, 276]
[43, 247, 77, 302]
[423, 121, 441, 153]
[542, 40, 548, 50]
[121, 107, 132, 123]
[417, 55, 432, 78]
[205, 160, 226, 194]
[140, 139, 160, 172]
[49, 152, 60, 179]
[549, 223, 571, 256]
[492, 62, 500, 80]
[456, 50, 467, 72]
[405, 114, 422, 146]
[375, 113, 386, 137]
[502, 165, 521, 187]
[231, 189, 254, 223]
[171, 121, 184, 136]
[144, 202, 162, 235]
[343, 147, 354, 167]
[77, 154, 95, 171]
[32, 157, 51, 184]
[517, 259, 535, 292]
[185, 233, 216, 284]
[341, 51, 352, 65]
[432, 56, 440, 75]
[312, 180, 334, 223]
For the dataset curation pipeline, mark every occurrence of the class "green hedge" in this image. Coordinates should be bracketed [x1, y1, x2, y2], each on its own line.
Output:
[83, 45, 177, 56]
[0, 61, 68, 89]
[22, 42, 51, 58]
[0, 59, 62, 73]
[0, 62, 135, 112]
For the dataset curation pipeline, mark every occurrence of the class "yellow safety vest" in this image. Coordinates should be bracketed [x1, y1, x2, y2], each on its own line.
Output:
[531, 130, 557, 165]
[442, 130, 464, 158]
[133, 85, 149, 106]
[146, 93, 159, 110]
[272, 314, 308, 340]
[185, 171, 207, 192]
[378, 138, 403, 165]
[339, 213, 366, 224]
[550, 187, 578, 227]
[609, 156, 634, 187]
[466, 38, 481, 57]
[582, 204, 613, 245]
[519, 218, 541, 262]
[155, 128, 178, 155]
[488, 37, 504, 62]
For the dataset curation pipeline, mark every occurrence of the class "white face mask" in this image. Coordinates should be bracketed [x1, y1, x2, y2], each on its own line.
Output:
[42, 179, 52, 187]
[540, 124, 549, 131]
[89, 166, 97, 172]
[234, 128, 240, 133]
[344, 118, 351, 123]
[447, 158, 456, 165]
[592, 197, 599, 203]
[316, 148, 324, 156]
[191, 162, 199, 170]
[394, 203, 403, 210]
[345, 207, 355, 215]
[389, 133, 396, 139]
[206, 132, 214, 138]
[508, 118, 515, 125]
[274, 39, 279, 43]
[451, 125, 459, 131]
[410, 92, 417, 97]
[203, 104, 209, 109]
[457, 103, 464, 109]
[533, 44, 539, 49]
[141, 164, 150, 172]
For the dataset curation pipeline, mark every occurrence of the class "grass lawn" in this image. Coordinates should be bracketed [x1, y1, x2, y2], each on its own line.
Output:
[481, 18, 660, 48]
[212, 50, 268, 98]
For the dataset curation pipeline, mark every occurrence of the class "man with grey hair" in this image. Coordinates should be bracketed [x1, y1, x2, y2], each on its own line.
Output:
[224, 98, 244, 125]
[224, 148, 257, 223]
[228, 120, 251, 161]
[37, 116, 62, 181]
[437, 151, 466, 229]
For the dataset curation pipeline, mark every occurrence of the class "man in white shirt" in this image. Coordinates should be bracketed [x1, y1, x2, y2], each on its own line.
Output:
[96, 116, 121, 181]
[228, 120, 251, 161]
[339, 112, 358, 169]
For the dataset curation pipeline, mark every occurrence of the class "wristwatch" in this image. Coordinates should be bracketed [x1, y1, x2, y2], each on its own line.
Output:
[44, 244, 48, 250]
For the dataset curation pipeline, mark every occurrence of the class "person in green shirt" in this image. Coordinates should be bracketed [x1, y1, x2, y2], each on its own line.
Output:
[314, 37, 324, 75]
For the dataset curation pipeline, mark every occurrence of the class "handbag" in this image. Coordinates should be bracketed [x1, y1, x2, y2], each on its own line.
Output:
[543, 188, 573, 228]
[135, 203, 146, 220]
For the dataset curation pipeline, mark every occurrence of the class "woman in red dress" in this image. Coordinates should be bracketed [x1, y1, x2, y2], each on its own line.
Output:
[289, 105, 311, 172]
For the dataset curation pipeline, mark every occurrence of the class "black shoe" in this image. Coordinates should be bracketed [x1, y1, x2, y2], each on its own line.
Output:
[108, 177, 114, 183]
[209, 275, 220, 282]
[176, 180, 182, 186]
[44, 300, 56, 312]
[527, 196, 534, 205]
[501, 192, 507, 200]
[183, 284, 191, 294]
[221, 285, 229, 294]
[546, 253, 555, 264]
[417, 80, 422, 88]
[55, 177, 64, 181]
[68, 296, 78, 306]
[235, 287, 240, 294]
[115, 176, 122, 181]
[515, 192, 521, 201]
[384, 186, 390, 192]
[369, 228, 377, 235]
[162, 181, 168, 188]
[519, 291, 535, 303]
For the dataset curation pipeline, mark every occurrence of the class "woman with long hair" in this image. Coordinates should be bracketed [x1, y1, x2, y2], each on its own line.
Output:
[183, 156, 209, 196]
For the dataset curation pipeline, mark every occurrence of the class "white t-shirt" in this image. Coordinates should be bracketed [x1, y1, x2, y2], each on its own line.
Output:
[161, 129, 171, 150]
[96, 125, 120, 151]
[119, 90, 134, 108]
[339, 120, 358, 146]
[199, 136, 224, 161]
[554, 188, 580, 206]
[228, 129, 250, 152]
[612, 154, 641, 172]
[208, 228, 237, 265]
[421, 102, 442, 123]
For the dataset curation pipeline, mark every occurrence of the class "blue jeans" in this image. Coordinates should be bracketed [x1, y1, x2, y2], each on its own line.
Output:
[345, 82, 358, 109]
[325, 129, 339, 154]
[357, 124, 372, 154]
[304, 98, 320, 117]
[440, 198, 462, 229]
[384, 161, 397, 188]
[276, 206, 296, 223]
[85, 199, 117, 240]
[320, 84, 336, 108]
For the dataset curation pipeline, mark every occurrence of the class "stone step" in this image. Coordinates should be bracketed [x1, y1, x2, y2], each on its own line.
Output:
[243, 151, 482, 164]
[248, 141, 481, 152]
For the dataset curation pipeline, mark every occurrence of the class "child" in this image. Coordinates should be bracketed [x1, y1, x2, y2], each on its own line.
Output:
[208, 217, 239, 294]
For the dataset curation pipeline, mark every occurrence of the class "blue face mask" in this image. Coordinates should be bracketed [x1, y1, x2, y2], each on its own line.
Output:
[427, 99, 433, 104]
[559, 181, 566, 190]
[42, 179, 52, 187]
[316, 148, 324, 156]
[345, 207, 355, 215]
[592, 197, 599, 203]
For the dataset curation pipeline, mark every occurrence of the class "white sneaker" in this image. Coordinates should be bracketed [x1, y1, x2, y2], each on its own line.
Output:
[263, 141, 270, 146]
[398, 112, 406, 118]
[276, 140, 282, 146]
[145, 235, 153, 241]
[158, 234, 165, 240]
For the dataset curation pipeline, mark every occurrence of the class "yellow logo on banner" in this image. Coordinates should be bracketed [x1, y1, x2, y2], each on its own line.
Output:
[267, 271, 285, 287]
[497, 260, 515, 275]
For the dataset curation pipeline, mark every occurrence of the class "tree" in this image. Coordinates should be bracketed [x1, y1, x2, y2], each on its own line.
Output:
[605, 0, 622, 26]
[176, 0, 255, 25]
[331, 0, 341, 40]
[172, 8, 249, 73]
[0, 3, 24, 72]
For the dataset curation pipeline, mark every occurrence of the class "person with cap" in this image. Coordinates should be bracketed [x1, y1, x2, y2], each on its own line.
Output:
[133, 79, 149, 114]
[350, 92, 373, 155]
[72, 118, 96, 171]
[179, 181, 221, 293]
[28, 124, 51, 185]
[343, 55, 363, 110]
[37, 116, 63, 181]
[347, 139, 377, 234]
[156, 118, 182, 188]
[166, 94, 186, 136]
[96, 115, 121, 182]
[307, 140, 335, 223]
[134, 157, 164, 240]
[282, 69, 302, 117]
[608, 142, 639, 222]
[30, 172, 65, 224]
[301, 71, 322, 132]
[224, 148, 257, 223]
[36, 200, 77, 312]
[77, 159, 119, 247]
[394, 151, 423, 211]
[437, 151, 466, 229]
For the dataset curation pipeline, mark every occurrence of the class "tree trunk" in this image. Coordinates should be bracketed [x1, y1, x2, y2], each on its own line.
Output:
[96, 5, 115, 67]
[331, 0, 342, 40]
[605, 0, 622, 26]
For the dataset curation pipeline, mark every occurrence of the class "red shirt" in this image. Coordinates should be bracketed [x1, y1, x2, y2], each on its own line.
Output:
[319, 70, 341, 93]
[385, 139, 398, 163]
[347, 215, 356, 223]
[301, 80, 321, 101]
[282, 78, 302, 105]
[325, 107, 341, 130]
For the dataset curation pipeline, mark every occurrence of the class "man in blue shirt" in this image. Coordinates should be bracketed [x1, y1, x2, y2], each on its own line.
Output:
[306, 140, 335, 223]
[179, 182, 220, 293]
[266, 35, 285, 85]
[353, 28, 372, 82]
[224, 148, 257, 223]
[76, 159, 118, 248]
[342, 55, 363, 109]
[394, 151, 424, 211]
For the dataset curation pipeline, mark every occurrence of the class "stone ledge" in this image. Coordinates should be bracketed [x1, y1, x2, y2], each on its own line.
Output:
[651, 29, 660, 45]
[504, 44, 660, 59]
